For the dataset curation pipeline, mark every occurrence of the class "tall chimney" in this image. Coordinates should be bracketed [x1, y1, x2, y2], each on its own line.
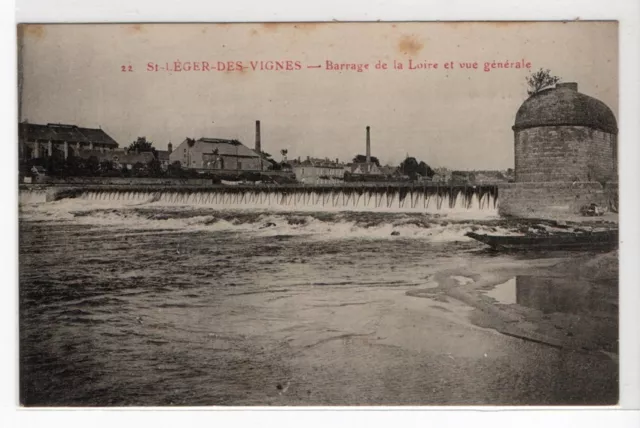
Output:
[255, 120, 261, 154]
[366, 126, 371, 163]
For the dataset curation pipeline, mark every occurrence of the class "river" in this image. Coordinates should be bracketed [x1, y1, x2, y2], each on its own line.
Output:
[18, 198, 618, 406]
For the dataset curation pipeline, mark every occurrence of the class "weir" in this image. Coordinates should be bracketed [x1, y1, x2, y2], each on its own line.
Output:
[48, 183, 501, 214]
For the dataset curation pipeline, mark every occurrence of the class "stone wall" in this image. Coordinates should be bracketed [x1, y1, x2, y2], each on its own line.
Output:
[499, 182, 618, 219]
[514, 126, 617, 183]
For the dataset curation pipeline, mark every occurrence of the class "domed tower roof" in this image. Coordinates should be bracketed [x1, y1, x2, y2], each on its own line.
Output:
[513, 82, 618, 134]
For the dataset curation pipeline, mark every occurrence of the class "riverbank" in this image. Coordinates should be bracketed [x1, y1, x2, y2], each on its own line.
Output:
[408, 251, 618, 357]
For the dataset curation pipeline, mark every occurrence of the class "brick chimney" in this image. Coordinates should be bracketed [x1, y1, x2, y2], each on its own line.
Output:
[255, 120, 261, 154]
[366, 126, 371, 163]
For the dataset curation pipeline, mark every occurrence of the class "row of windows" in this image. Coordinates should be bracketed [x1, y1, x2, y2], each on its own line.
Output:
[299, 168, 343, 175]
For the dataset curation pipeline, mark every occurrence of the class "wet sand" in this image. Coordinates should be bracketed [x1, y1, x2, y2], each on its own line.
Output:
[408, 251, 618, 355]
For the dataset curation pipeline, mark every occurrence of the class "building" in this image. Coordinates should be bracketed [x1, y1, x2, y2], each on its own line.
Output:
[157, 143, 172, 170]
[500, 81, 619, 218]
[512, 82, 618, 183]
[451, 170, 476, 184]
[75, 149, 155, 170]
[379, 165, 400, 177]
[348, 162, 382, 175]
[432, 167, 452, 183]
[289, 157, 345, 184]
[169, 121, 269, 172]
[19, 122, 119, 161]
[349, 126, 384, 176]
[169, 138, 267, 171]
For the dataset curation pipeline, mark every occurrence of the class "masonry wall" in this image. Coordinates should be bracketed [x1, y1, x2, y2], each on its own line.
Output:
[499, 182, 618, 219]
[292, 165, 344, 184]
[514, 126, 616, 183]
[169, 141, 264, 171]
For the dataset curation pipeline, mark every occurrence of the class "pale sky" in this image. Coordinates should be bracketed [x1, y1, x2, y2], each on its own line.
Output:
[19, 22, 618, 169]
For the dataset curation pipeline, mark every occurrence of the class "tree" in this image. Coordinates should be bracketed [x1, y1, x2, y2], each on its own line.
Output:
[400, 157, 419, 179]
[417, 161, 435, 178]
[352, 154, 381, 166]
[167, 161, 185, 178]
[399, 157, 435, 180]
[280, 149, 288, 162]
[99, 160, 113, 172]
[86, 156, 100, 174]
[132, 162, 145, 173]
[147, 158, 163, 177]
[128, 137, 157, 157]
[526, 68, 561, 96]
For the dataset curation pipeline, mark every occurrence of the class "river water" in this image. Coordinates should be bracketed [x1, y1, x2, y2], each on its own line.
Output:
[19, 198, 618, 406]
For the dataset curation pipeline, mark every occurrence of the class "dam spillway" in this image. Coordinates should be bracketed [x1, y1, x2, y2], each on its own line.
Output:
[23, 183, 500, 216]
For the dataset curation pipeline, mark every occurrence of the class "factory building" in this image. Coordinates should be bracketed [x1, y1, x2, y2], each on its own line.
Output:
[19, 122, 119, 161]
[169, 121, 270, 171]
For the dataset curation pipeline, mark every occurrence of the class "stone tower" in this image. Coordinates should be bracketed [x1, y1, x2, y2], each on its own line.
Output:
[512, 82, 618, 183]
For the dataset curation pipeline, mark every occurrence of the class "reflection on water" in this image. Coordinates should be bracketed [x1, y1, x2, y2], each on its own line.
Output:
[484, 277, 517, 304]
[485, 276, 618, 318]
[516, 276, 618, 316]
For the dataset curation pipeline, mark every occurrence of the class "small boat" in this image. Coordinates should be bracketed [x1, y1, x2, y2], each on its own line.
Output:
[465, 229, 618, 251]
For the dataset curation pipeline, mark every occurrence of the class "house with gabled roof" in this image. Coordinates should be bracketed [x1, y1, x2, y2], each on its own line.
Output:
[168, 137, 269, 171]
[288, 156, 345, 184]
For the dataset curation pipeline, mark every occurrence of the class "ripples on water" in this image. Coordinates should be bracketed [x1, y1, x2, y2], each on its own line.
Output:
[19, 205, 618, 406]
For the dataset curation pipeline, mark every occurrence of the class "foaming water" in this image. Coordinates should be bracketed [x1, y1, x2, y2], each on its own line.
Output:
[19, 189, 48, 205]
[77, 188, 499, 218]
[19, 197, 516, 243]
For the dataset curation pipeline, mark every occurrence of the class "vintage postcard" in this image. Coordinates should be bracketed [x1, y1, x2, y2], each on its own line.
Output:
[17, 22, 619, 406]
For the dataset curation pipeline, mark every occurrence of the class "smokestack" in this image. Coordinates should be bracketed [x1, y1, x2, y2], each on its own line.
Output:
[255, 120, 261, 154]
[366, 126, 371, 163]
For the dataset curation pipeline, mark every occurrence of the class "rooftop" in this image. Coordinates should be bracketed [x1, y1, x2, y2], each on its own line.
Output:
[19, 122, 119, 146]
[185, 138, 260, 158]
[289, 157, 345, 168]
[513, 82, 618, 134]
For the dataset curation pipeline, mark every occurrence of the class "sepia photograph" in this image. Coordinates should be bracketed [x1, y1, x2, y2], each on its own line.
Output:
[17, 21, 620, 407]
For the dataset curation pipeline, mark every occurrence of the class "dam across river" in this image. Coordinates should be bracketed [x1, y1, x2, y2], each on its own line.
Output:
[19, 182, 499, 215]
